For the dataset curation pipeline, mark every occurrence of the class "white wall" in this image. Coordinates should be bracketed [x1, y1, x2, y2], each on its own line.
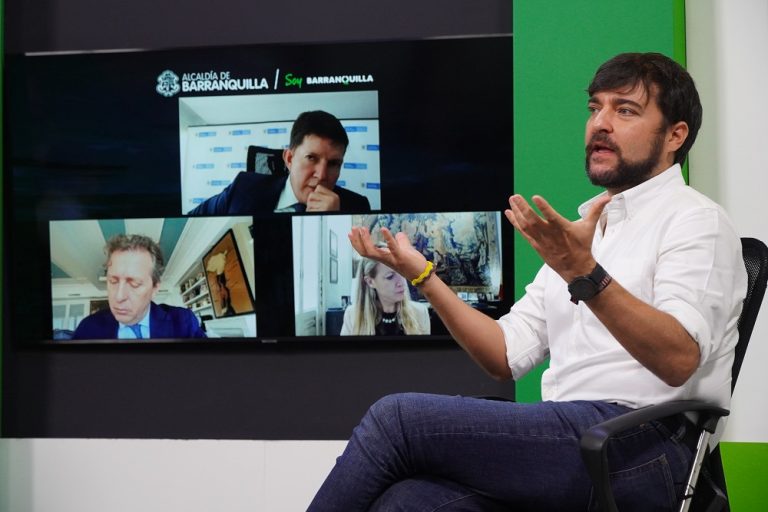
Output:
[2, 3, 767, 510]
[686, 0, 768, 442]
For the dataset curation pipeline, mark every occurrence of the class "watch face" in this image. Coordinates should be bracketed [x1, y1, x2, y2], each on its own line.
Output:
[569, 277, 598, 300]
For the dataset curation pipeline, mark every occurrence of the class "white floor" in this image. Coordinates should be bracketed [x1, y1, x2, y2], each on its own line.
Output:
[0, 438, 346, 512]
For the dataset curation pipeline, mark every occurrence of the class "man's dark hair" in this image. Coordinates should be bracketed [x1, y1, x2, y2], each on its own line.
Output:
[105, 234, 165, 286]
[587, 52, 702, 165]
[289, 110, 349, 150]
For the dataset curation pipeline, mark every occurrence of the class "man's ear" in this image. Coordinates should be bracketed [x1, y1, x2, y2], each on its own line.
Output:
[666, 121, 689, 154]
[283, 148, 294, 170]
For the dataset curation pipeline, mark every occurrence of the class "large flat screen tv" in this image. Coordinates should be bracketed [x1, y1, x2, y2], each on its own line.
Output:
[4, 35, 514, 344]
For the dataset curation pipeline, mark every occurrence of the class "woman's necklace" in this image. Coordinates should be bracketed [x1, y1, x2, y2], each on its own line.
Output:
[381, 312, 397, 324]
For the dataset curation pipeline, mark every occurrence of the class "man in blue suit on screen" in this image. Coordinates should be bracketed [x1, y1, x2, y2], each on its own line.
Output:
[72, 234, 206, 340]
[187, 110, 371, 215]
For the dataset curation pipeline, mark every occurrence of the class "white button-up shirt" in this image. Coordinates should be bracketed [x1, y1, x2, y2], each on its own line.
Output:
[499, 164, 747, 409]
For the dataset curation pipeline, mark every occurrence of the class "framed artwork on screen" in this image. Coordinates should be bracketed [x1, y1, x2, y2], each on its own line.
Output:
[352, 212, 502, 295]
[203, 229, 255, 318]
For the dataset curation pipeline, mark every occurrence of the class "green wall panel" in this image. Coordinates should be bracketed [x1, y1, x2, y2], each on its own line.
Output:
[721, 442, 768, 511]
[1, 0, 4, 424]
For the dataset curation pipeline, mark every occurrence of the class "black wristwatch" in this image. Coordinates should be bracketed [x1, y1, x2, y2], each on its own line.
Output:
[567, 263, 612, 304]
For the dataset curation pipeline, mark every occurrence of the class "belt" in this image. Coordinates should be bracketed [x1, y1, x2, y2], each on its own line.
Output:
[657, 413, 700, 452]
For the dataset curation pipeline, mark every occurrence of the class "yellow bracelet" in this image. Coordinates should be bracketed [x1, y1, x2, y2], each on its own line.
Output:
[411, 261, 435, 287]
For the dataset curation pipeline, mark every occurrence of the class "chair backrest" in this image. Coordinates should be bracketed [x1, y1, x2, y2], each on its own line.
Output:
[731, 237, 768, 391]
[689, 238, 768, 512]
[246, 145, 289, 177]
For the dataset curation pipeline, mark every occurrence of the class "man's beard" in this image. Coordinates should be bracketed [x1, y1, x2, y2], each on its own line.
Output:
[585, 131, 665, 190]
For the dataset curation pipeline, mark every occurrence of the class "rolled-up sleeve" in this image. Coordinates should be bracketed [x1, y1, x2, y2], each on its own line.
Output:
[497, 265, 552, 379]
[653, 206, 746, 365]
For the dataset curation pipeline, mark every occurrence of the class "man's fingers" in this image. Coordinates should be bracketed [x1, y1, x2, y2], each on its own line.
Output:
[379, 227, 396, 244]
[504, 209, 540, 248]
[584, 194, 611, 224]
[348, 227, 369, 254]
[374, 228, 401, 255]
[394, 231, 415, 250]
[531, 195, 568, 226]
[349, 227, 395, 262]
[506, 195, 529, 229]
[349, 227, 378, 256]
[306, 185, 341, 211]
[508, 195, 533, 216]
[504, 207, 523, 232]
[507, 194, 546, 233]
[508, 194, 571, 230]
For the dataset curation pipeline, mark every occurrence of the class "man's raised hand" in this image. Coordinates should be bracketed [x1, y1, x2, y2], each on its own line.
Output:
[348, 227, 428, 281]
[504, 194, 610, 281]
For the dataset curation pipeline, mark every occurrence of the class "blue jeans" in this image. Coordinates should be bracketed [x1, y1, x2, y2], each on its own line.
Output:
[308, 393, 694, 511]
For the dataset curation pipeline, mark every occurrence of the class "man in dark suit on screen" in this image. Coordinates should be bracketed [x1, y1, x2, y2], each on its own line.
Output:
[72, 234, 206, 340]
[187, 110, 371, 215]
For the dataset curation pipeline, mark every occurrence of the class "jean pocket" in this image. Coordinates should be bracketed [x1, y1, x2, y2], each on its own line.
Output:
[588, 454, 678, 512]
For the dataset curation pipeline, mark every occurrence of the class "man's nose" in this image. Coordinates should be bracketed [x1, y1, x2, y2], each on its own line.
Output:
[590, 109, 613, 133]
[313, 161, 328, 180]
[114, 282, 129, 301]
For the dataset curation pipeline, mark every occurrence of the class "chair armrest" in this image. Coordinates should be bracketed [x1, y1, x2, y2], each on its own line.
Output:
[580, 400, 729, 512]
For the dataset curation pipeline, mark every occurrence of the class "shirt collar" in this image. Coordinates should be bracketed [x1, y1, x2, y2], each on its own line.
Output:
[275, 176, 300, 212]
[119, 306, 151, 330]
[577, 163, 685, 221]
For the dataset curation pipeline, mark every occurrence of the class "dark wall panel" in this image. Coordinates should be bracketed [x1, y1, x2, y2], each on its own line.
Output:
[3, 343, 514, 439]
[2, 0, 514, 439]
[4, 0, 512, 53]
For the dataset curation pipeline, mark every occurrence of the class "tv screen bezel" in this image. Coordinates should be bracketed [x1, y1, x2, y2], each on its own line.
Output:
[3, 34, 514, 347]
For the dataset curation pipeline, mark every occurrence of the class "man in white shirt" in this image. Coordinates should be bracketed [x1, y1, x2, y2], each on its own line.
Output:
[309, 53, 747, 511]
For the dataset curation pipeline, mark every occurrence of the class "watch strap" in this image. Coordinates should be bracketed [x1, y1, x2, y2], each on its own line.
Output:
[568, 263, 612, 304]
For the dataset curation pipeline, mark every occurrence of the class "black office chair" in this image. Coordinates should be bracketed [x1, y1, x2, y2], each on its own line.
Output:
[580, 237, 768, 512]
[246, 145, 288, 176]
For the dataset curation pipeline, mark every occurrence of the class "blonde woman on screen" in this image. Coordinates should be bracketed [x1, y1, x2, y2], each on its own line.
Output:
[341, 256, 430, 336]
